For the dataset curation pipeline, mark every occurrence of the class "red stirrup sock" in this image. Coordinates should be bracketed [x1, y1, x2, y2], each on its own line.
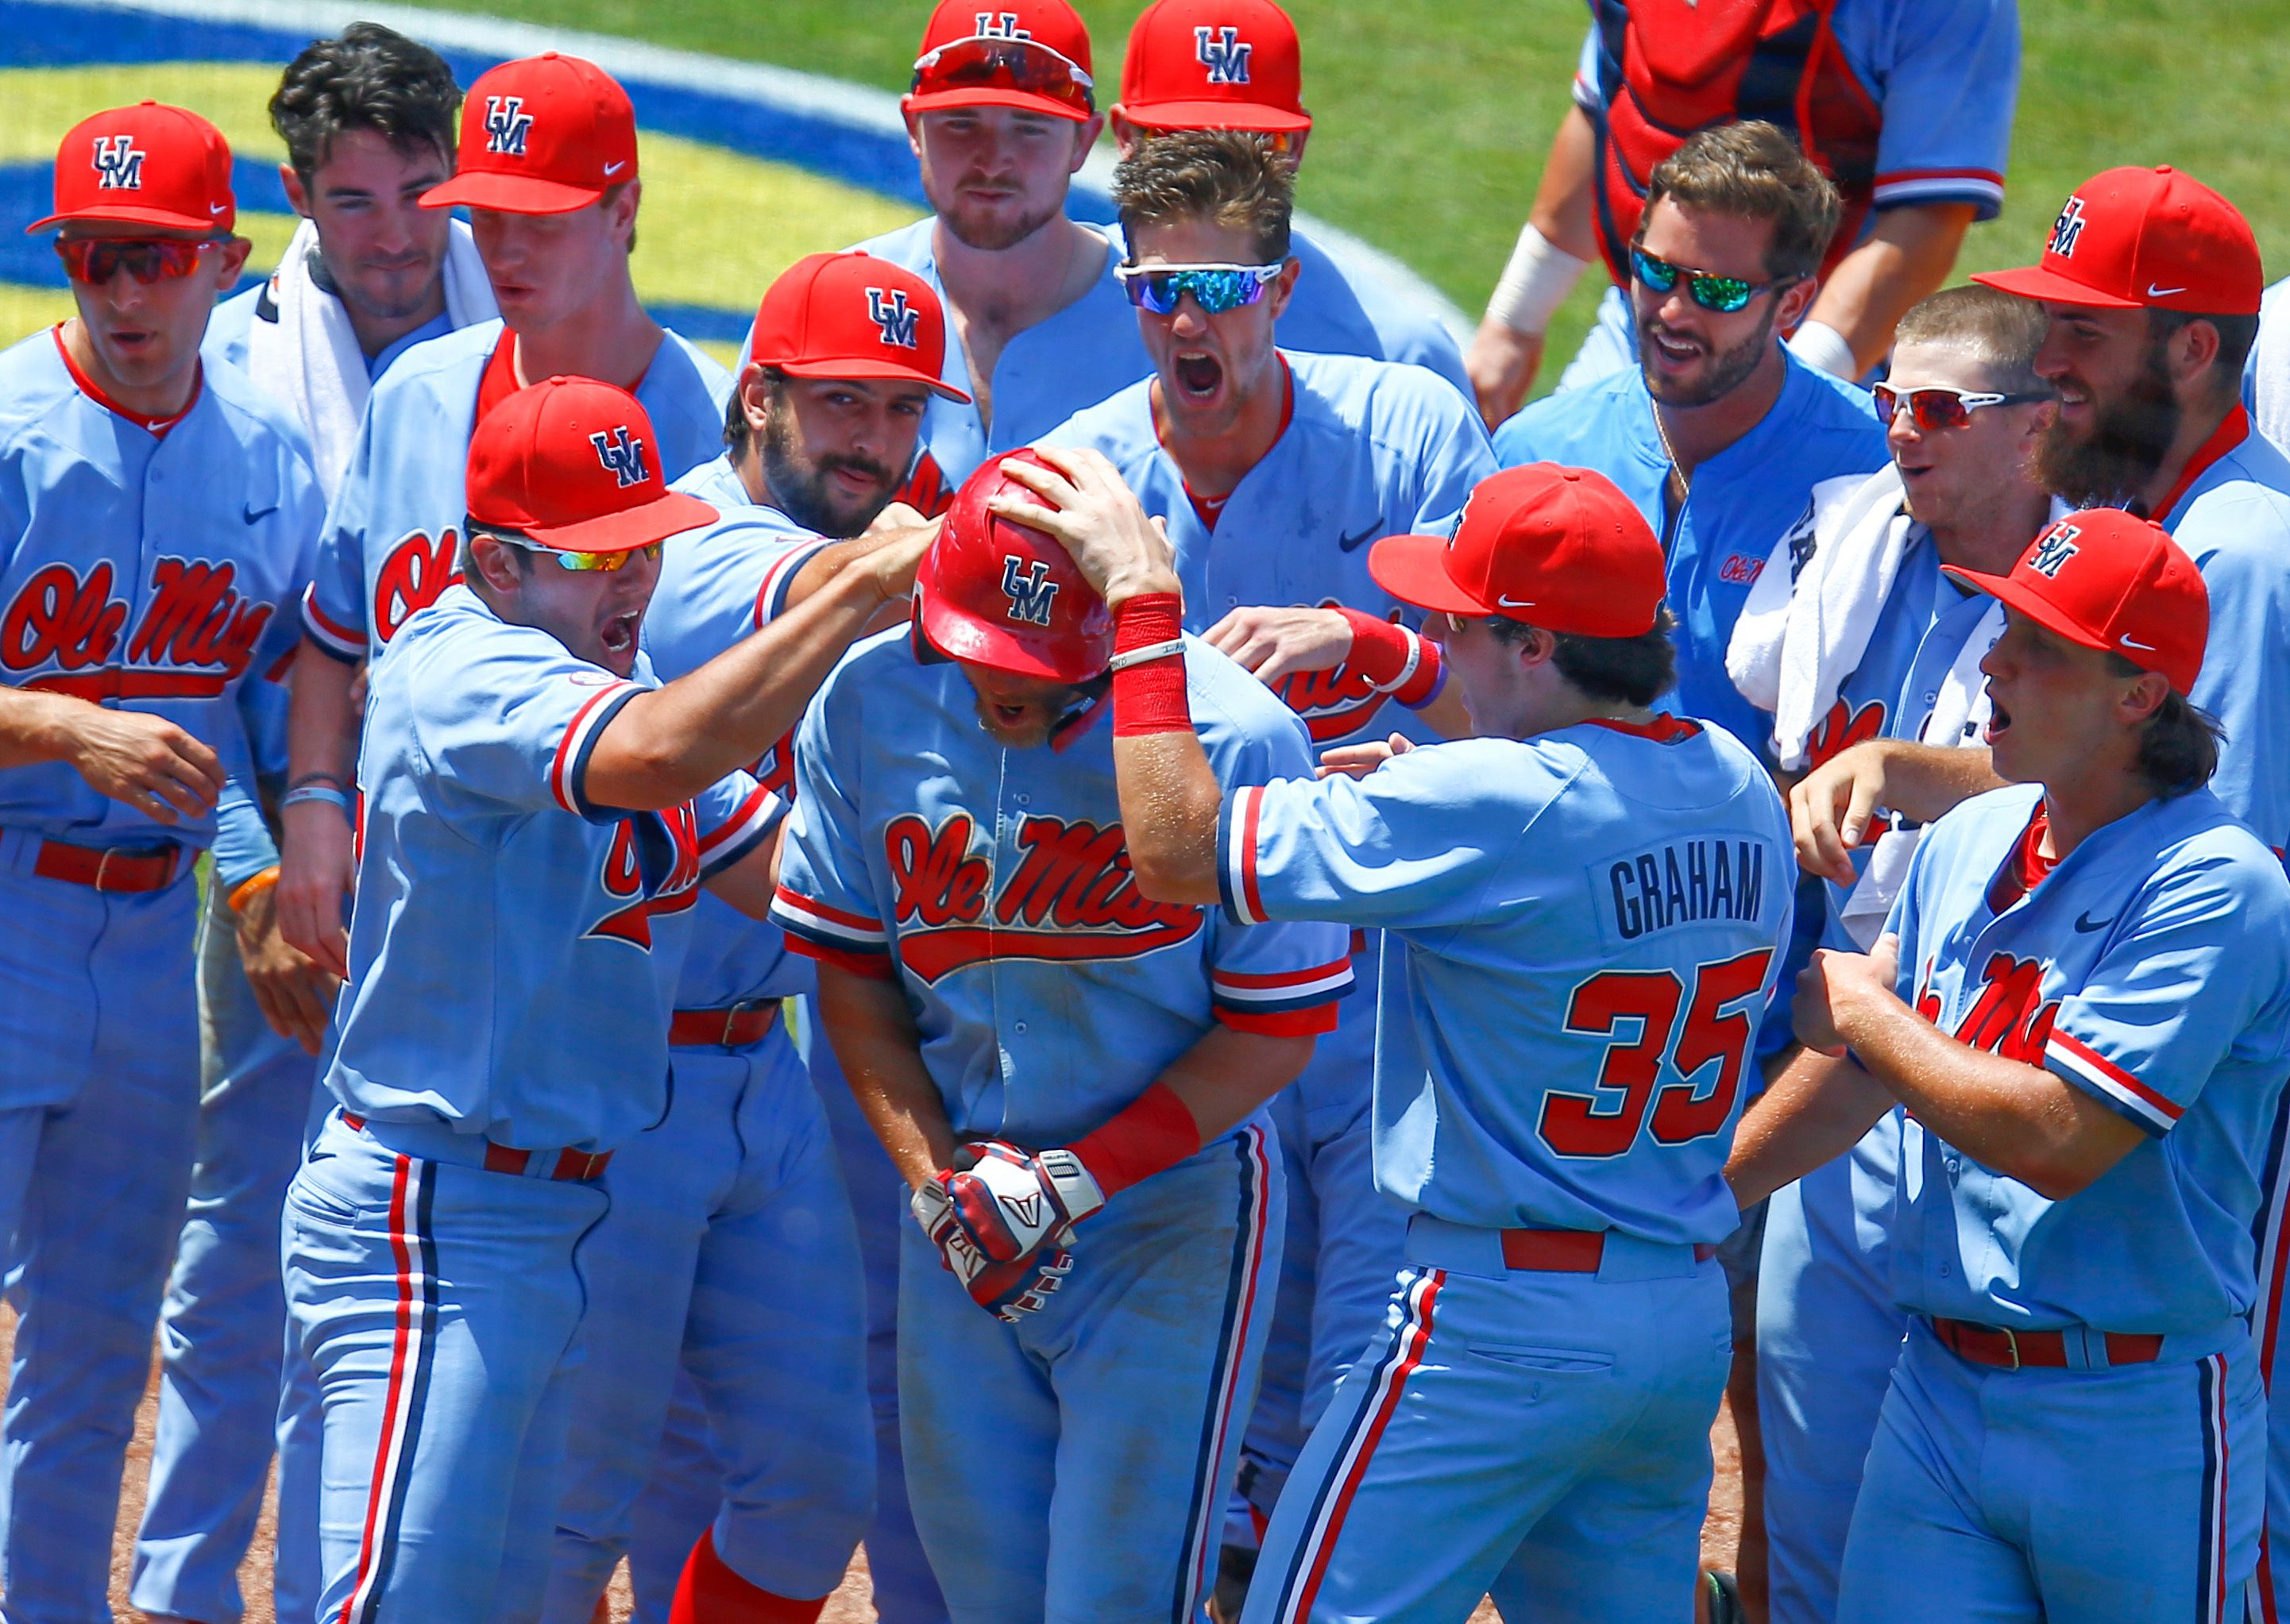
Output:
[668, 1528, 828, 1624]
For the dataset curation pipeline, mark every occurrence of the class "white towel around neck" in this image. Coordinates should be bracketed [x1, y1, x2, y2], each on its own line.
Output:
[242, 216, 496, 499]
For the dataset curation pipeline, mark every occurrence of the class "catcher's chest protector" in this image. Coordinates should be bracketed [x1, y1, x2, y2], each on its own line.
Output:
[1587, 0, 1880, 284]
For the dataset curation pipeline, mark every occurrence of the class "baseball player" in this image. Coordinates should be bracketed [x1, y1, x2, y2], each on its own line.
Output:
[1041, 125, 1492, 1604]
[0, 102, 322, 1623]
[1467, 0, 2021, 417]
[1731, 507, 2290, 1622]
[276, 48, 732, 978]
[133, 31, 487, 1624]
[1002, 449, 1793, 1623]
[540, 251, 959, 1624]
[1493, 120, 1890, 759]
[1106, 0, 1471, 402]
[848, 0, 1152, 511]
[287, 375, 929, 1621]
[768, 450, 1352, 1623]
[1724, 284, 2057, 1624]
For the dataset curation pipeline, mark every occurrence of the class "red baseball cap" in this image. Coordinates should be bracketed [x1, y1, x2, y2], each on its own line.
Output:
[466, 377, 716, 554]
[913, 449, 1114, 681]
[1369, 465, 1666, 638]
[749, 253, 971, 402]
[423, 53, 638, 215]
[1942, 508, 2207, 695]
[28, 102, 234, 235]
[1972, 166, 2263, 316]
[1118, 0, 1310, 134]
[907, 1, 1097, 123]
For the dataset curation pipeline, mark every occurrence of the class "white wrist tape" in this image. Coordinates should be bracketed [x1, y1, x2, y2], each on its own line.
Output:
[1485, 222, 1593, 336]
[1787, 318, 1859, 381]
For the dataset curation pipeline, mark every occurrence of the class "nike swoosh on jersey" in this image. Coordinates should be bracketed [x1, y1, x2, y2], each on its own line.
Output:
[1336, 521, 1384, 553]
[2075, 910, 2116, 932]
[243, 502, 280, 523]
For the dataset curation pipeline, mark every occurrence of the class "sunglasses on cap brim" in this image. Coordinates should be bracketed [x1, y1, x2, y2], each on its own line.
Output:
[474, 524, 662, 573]
[1114, 261, 1284, 316]
[55, 237, 228, 286]
[1630, 248, 1794, 315]
[1872, 383, 2053, 432]
[911, 36, 1095, 117]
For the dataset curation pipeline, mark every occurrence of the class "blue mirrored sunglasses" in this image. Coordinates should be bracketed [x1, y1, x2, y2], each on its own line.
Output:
[1114, 261, 1284, 316]
[1630, 248, 1794, 314]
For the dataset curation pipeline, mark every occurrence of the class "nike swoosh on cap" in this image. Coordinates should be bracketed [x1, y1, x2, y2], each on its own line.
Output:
[2119, 635, 2158, 650]
[2147, 284, 2188, 298]
[603, 160, 627, 176]
[1495, 594, 1538, 609]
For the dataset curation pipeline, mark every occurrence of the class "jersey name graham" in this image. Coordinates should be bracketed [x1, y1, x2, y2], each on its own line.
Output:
[1601, 833, 1769, 942]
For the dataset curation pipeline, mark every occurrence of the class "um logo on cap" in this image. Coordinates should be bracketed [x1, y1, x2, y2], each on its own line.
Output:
[1195, 25, 1253, 84]
[2048, 195, 2087, 258]
[590, 427, 651, 488]
[1002, 555, 1059, 626]
[484, 95, 534, 157]
[975, 11, 1029, 38]
[868, 287, 921, 349]
[91, 134, 145, 191]
[2028, 523, 2081, 578]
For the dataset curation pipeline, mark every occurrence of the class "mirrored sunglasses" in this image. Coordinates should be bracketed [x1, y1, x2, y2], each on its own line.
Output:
[1114, 261, 1284, 316]
[55, 237, 224, 286]
[1630, 248, 1793, 315]
[1872, 383, 2051, 432]
[489, 529, 664, 573]
[911, 35, 1095, 116]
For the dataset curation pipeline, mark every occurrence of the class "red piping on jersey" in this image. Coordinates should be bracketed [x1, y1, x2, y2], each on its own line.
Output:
[2152, 405, 2250, 527]
[1584, 713, 1703, 743]
[1987, 800, 2057, 912]
[52, 324, 199, 438]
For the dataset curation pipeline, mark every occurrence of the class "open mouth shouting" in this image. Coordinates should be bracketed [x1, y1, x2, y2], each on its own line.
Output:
[597, 608, 642, 669]
[1173, 349, 1226, 407]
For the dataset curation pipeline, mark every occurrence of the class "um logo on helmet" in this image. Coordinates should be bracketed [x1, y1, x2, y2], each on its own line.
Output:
[1002, 556, 1059, 626]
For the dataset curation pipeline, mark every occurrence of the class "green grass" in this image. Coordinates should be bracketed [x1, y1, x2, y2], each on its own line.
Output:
[404, 0, 2290, 387]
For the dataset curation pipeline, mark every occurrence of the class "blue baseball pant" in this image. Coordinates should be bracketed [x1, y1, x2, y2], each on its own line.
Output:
[1758, 1114, 1908, 1624]
[1242, 1219, 1732, 1624]
[132, 879, 320, 1623]
[1838, 1321, 2260, 1623]
[543, 1028, 872, 1618]
[0, 853, 200, 1624]
[284, 1109, 607, 1622]
[900, 1122, 1284, 1624]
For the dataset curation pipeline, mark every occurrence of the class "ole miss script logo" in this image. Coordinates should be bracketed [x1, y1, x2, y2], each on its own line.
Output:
[2, 558, 275, 699]
[1805, 696, 1886, 770]
[1276, 598, 1393, 743]
[884, 811, 1203, 982]
[373, 530, 463, 645]
[589, 805, 704, 949]
[1919, 952, 2059, 1064]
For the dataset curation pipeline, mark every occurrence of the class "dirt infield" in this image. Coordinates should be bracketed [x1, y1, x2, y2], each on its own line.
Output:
[4, 1309, 1737, 1622]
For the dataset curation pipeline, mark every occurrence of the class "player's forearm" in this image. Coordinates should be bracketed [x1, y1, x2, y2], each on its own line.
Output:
[1724, 1047, 1892, 1208]
[1153, 1024, 1315, 1144]
[1524, 108, 1599, 270]
[591, 562, 898, 811]
[1804, 203, 1977, 376]
[0, 685, 92, 770]
[286, 637, 361, 787]
[1877, 739, 2006, 824]
[1833, 989, 2142, 1199]
[1113, 731, 1225, 906]
[780, 525, 926, 615]
[815, 964, 957, 1189]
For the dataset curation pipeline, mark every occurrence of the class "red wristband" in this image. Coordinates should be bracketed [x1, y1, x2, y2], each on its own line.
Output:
[1338, 608, 1445, 709]
[1067, 1079, 1203, 1198]
[1110, 593, 1191, 739]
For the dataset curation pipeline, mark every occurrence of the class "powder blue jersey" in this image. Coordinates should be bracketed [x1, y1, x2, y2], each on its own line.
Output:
[0, 327, 319, 849]
[329, 583, 779, 1151]
[1222, 716, 1794, 1244]
[845, 218, 1151, 502]
[300, 319, 731, 662]
[640, 455, 832, 1012]
[1493, 350, 1888, 754]
[771, 631, 1352, 1148]
[1883, 783, 2290, 1334]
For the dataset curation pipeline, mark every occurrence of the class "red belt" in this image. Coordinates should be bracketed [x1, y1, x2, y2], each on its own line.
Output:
[32, 839, 180, 893]
[668, 1002, 781, 1049]
[1499, 1228, 1719, 1273]
[1930, 1316, 2164, 1371]
[339, 1113, 613, 1182]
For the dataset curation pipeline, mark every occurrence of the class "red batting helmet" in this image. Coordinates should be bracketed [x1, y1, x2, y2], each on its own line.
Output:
[913, 449, 1114, 682]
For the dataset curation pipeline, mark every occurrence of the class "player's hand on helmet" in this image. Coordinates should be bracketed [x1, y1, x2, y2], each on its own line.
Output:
[1206, 605, 1357, 687]
[1790, 740, 1891, 888]
[910, 1167, 1081, 1321]
[63, 704, 225, 824]
[1318, 734, 1413, 780]
[233, 878, 338, 1055]
[991, 445, 1180, 608]
[867, 500, 929, 536]
[278, 789, 357, 981]
[1465, 320, 1545, 432]
[862, 516, 940, 607]
[1794, 933, 1902, 1059]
